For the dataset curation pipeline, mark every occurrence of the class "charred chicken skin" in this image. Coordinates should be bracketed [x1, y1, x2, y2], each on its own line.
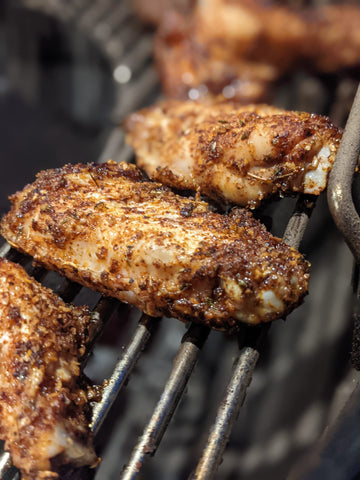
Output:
[155, 0, 360, 102]
[0, 258, 97, 480]
[124, 100, 342, 208]
[1, 161, 309, 329]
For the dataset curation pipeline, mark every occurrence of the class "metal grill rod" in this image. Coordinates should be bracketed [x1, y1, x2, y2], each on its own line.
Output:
[120, 324, 210, 480]
[91, 314, 157, 435]
[328, 83, 360, 264]
[189, 194, 315, 480]
[190, 347, 259, 480]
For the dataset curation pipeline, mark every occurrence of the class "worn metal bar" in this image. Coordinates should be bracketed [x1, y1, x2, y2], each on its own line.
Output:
[120, 324, 210, 480]
[0, 451, 12, 478]
[78, 0, 117, 30]
[91, 314, 158, 435]
[282, 194, 317, 249]
[190, 347, 259, 480]
[328, 83, 360, 264]
[0, 243, 27, 264]
[0, 242, 11, 259]
[190, 194, 315, 480]
[83, 297, 120, 365]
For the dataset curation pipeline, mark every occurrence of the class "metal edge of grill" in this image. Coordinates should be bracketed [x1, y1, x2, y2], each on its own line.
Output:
[0, 1, 360, 479]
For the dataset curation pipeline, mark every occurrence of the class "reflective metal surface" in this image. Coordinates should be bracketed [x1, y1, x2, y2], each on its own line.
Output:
[328, 83, 360, 264]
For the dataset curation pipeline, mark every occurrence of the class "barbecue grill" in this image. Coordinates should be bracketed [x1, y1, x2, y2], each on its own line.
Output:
[0, 1, 360, 479]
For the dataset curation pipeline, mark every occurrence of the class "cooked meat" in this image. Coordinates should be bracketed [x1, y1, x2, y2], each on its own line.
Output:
[154, 7, 280, 103]
[155, 0, 360, 102]
[0, 258, 98, 480]
[1, 161, 309, 329]
[305, 5, 360, 73]
[124, 99, 342, 208]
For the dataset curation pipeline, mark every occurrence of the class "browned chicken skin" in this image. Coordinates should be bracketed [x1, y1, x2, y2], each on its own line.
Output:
[124, 100, 342, 208]
[0, 258, 97, 480]
[1, 161, 309, 329]
[155, 0, 360, 102]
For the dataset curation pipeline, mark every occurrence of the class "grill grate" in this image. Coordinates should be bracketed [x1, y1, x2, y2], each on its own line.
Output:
[1, 1, 360, 479]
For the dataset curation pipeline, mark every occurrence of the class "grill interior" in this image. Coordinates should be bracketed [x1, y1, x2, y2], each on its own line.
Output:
[1, 1, 360, 479]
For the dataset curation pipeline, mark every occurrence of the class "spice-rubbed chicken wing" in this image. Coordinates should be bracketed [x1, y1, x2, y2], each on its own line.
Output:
[124, 100, 342, 208]
[155, 6, 281, 103]
[155, 0, 360, 102]
[1, 161, 309, 329]
[0, 258, 97, 480]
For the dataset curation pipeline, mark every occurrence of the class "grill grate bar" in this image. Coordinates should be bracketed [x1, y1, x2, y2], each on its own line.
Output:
[0, 451, 12, 478]
[0, 242, 11, 259]
[113, 66, 159, 122]
[97, 128, 134, 165]
[191, 347, 260, 480]
[188, 194, 315, 479]
[328, 83, 360, 264]
[83, 297, 120, 364]
[120, 323, 210, 480]
[78, 0, 119, 31]
[282, 195, 317, 249]
[91, 314, 157, 435]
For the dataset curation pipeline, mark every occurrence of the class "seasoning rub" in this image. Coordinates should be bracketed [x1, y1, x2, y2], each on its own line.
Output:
[1, 161, 309, 329]
[124, 99, 342, 208]
[0, 258, 97, 480]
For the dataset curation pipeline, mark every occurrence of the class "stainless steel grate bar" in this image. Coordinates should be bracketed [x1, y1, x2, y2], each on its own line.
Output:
[78, 0, 119, 31]
[190, 194, 315, 480]
[282, 195, 317, 249]
[0, 242, 11, 258]
[120, 324, 210, 480]
[190, 347, 260, 480]
[328, 83, 360, 264]
[91, 314, 157, 435]
[0, 451, 12, 478]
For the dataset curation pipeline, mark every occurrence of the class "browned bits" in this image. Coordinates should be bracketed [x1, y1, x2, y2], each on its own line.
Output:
[0, 258, 97, 479]
[124, 99, 342, 208]
[1, 161, 309, 329]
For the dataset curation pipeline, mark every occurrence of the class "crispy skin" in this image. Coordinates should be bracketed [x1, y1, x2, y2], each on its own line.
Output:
[124, 100, 342, 208]
[154, 8, 279, 103]
[305, 5, 360, 73]
[1, 161, 309, 329]
[155, 1, 360, 102]
[0, 258, 97, 480]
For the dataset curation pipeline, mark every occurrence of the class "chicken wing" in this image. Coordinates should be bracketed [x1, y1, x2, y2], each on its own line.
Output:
[155, 0, 360, 102]
[1, 161, 309, 329]
[0, 258, 97, 480]
[124, 100, 342, 208]
[154, 7, 281, 103]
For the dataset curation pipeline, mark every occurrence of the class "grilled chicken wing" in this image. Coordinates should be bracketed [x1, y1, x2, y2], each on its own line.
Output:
[305, 5, 360, 73]
[1, 161, 309, 329]
[155, 1, 360, 102]
[124, 100, 342, 208]
[155, 7, 280, 103]
[0, 258, 97, 480]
